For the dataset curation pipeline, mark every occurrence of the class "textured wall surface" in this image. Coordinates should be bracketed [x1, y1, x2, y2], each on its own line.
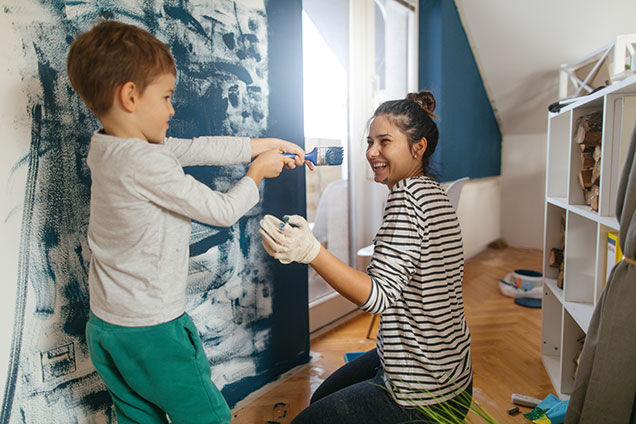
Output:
[0, 1, 307, 422]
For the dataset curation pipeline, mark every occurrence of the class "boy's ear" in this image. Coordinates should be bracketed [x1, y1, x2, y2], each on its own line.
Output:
[118, 82, 138, 113]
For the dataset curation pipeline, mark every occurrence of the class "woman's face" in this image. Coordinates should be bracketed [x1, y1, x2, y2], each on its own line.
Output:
[366, 115, 425, 189]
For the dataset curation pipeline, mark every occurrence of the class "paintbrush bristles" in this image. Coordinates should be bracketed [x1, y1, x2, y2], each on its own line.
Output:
[316, 146, 343, 166]
[282, 146, 343, 166]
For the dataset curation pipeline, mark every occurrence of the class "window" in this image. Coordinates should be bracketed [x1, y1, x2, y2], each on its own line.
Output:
[302, 0, 416, 333]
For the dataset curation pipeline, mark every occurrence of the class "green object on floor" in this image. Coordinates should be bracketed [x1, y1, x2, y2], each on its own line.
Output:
[523, 394, 569, 423]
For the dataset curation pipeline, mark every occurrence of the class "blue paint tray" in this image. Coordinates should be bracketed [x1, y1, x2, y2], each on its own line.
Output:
[514, 297, 542, 308]
[344, 351, 365, 363]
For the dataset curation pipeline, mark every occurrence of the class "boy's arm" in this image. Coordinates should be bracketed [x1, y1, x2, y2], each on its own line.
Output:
[250, 138, 305, 161]
[163, 137, 306, 167]
[134, 149, 259, 227]
[164, 136, 252, 166]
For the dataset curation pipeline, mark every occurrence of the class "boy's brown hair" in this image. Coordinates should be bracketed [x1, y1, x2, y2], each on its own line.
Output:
[67, 20, 176, 117]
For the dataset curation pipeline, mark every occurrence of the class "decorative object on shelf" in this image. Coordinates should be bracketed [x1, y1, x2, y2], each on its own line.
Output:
[559, 34, 636, 101]
[549, 248, 563, 267]
[548, 213, 566, 289]
[574, 111, 603, 211]
[611, 34, 636, 83]
[572, 335, 585, 381]
[605, 232, 623, 284]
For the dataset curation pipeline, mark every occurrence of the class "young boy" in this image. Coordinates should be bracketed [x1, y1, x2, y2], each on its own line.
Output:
[66, 20, 304, 423]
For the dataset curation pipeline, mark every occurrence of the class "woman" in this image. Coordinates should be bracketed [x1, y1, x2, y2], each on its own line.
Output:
[260, 91, 472, 423]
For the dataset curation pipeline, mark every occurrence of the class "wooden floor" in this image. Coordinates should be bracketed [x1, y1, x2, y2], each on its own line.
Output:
[232, 247, 554, 423]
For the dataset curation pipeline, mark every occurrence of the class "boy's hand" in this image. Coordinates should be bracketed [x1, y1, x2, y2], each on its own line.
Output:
[246, 150, 295, 185]
[250, 138, 310, 169]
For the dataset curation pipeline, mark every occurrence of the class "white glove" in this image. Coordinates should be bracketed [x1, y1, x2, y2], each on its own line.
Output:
[259, 214, 321, 264]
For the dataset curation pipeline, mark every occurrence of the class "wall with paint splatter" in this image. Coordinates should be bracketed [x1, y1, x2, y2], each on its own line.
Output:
[0, 1, 307, 422]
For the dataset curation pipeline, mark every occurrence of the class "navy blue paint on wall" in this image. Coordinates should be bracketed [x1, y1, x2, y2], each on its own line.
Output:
[418, 0, 501, 182]
[3, 0, 308, 421]
[263, 0, 310, 375]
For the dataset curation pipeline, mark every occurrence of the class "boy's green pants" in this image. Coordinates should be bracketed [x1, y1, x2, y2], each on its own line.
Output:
[86, 311, 231, 424]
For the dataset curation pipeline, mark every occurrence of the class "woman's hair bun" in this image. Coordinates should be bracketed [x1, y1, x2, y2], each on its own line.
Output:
[406, 91, 437, 118]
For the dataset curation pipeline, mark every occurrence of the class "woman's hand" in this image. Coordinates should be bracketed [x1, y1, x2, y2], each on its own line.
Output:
[259, 214, 321, 264]
[260, 214, 372, 305]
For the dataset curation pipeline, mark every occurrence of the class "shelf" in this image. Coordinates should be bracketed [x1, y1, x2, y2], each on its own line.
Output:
[546, 197, 568, 209]
[542, 71, 636, 399]
[545, 199, 619, 229]
[568, 204, 601, 222]
[544, 278, 563, 302]
[541, 353, 561, 392]
[546, 114, 571, 199]
[550, 73, 636, 116]
[597, 215, 620, 230]
[543, 278, 592, 331]
[563, 300, 593, 332]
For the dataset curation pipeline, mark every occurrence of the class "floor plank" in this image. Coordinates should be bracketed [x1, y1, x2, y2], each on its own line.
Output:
[232, 247, 553, 423]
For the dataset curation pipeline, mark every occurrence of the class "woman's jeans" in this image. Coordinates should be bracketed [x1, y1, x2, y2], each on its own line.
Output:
[291, 348, 472, 424]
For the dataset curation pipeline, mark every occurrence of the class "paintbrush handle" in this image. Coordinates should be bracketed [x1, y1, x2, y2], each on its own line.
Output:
[283, 149, 317, 166]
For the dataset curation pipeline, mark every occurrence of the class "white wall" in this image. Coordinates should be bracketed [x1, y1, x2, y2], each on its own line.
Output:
[455, 177, 502, 258]
[455, 133, 547, 257]
[0, 8, 30, 404]
[500, 133, 547, 249]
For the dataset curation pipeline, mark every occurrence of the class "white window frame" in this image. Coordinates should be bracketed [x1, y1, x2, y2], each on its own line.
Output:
[307, 0, 418, 334]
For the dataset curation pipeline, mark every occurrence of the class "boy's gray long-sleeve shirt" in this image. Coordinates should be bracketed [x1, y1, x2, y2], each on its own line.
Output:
[86, 131, 259, 326]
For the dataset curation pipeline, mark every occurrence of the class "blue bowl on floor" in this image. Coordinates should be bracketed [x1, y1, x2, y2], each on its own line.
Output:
[514, 297, 542, 308]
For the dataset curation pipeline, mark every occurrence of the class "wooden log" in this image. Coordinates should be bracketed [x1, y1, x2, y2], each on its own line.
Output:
[574, 111, 603, 148]
[593, 145, 602, 162]
[581, 151, 595, 169]
[550, 248, 564, 267]
[592, 159, 601, 183]
[578, 169, 593, 189]
[585, 184, 599, 206]
[591, 192, 599, 211]
[557, 262, 564, 289]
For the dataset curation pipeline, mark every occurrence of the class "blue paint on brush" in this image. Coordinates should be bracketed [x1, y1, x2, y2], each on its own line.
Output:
[284, 146, 343, 166]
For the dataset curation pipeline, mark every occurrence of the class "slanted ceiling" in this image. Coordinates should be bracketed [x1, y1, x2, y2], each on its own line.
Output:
[454, 0, 636, 136]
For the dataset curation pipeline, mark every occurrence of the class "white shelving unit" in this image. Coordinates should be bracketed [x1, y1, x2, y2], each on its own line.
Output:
[541, 73, 636, 399]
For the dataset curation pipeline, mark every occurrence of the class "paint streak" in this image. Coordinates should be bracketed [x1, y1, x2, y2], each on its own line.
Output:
[2, 0, 278, 422]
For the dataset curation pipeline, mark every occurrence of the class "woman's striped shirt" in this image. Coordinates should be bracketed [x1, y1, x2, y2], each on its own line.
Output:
[360, 176, 472, 407]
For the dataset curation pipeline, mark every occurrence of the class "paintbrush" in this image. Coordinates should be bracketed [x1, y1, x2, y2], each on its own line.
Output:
[283, 146, 343, 166]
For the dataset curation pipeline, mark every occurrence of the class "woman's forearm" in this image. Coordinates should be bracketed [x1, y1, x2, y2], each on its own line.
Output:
[310, 246, 372, 306]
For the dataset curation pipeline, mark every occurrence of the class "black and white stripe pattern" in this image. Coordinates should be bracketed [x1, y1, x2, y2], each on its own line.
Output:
[361, 176, 472, 406]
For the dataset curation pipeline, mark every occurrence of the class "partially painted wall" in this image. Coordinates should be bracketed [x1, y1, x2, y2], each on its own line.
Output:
[0, 1, 307, 422]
